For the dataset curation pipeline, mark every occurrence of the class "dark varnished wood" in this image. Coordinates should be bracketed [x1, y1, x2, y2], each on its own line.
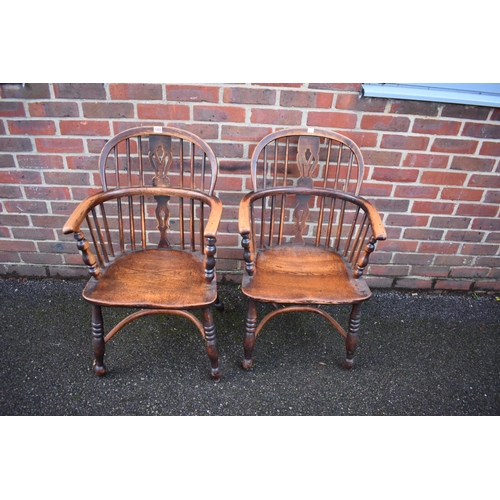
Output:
[63, 126, 222, 379]
[239, 127, 387, 370]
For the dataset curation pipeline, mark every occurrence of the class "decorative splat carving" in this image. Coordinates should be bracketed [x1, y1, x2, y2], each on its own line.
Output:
[149, 136, 173, 248]
[293, 136, 320, 244]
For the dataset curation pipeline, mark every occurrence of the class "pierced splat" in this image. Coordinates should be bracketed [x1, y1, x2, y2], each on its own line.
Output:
[293, 136, 320, 244]
[149, 136, 173, 248]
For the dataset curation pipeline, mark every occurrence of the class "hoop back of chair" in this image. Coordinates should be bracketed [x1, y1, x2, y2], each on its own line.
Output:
[250, 127, 364, 195]
[98, 126, 218, 195]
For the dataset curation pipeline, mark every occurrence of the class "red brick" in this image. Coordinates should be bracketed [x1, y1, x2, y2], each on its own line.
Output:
[411, 265, 450, 277]
[66, 155, 99, 170]
[362, 150, 402, 167]
[434, 280, 473, 291]
[0, 137, 32, 152]
[403, 153, 449, 169]
[394, 278, 433, 289]
[386, 214, 429, 227]
[484, 190, 500, 204]
[369, 265, 410, 276]
[420, 171, 467, 186]
[363, 276, 393, 288]
[0, 83, 50, 99]
[3, 200, 47, 213]
[17, 154, 64, 169]
[0, 251, 20, 263]
[137, 104, 189, 120]
[435, 255, 474, 266]
[456, 204, 498, 217]
[419, 242, 460, 254]
[109, 83, 162, 100]
[11, 227, 55, 241]
[0, 239, 37, 252]
[221, 125, 272, 142]
[336, 94, 386, 112]
[450, 156, 494, 172]
[479, 142, 500, 156]
[0, 101, 26, 117]
[166, 85, 219, 102]
[44, 171, 90, 186]
[253, 83, 303, 88]
[0, 155, 15, 168]
[54, 84, 106, 100]
[8, 120, 56, 135]
[412, 201, 454, 214]
[377, 240, 418, 252]
[0, 185, 22, 198]
[371, 198, 409, 213]
[310, 84, 362, 91]
[441, 104, 489, 120]
[29, 102, 79, 117]
[35, 138, 84, 153]
[223, 87, 276, 105]
[471, 218, 500, 231]
[371, 167, 419, 183]
[59, 120, 110, 136]
[280, 90, 333, 108]
[442, 187, 485, 202]
[341, 131, 378, 147]
[381, 134, 429, 150]
[251, 108, 302, 125]
[82, 102, 134, 119]
[446, 230, 484, 242]
[461, 243, 498, 256]
[163, 123, 219, 140]
[360, 115, 410, 132]
[474, 280, 500, 291]
[21, 253, 63, 265]
[431, 138, 478, 154]
[307, 111, 357, 129]
[430, 216, 470, 229]
[389, 100, 440, 116]
[194, 105, 246, 122]
[24, 186, 71, 200]
[0, 170, 41, 184]
[412, 118, 461, 135]
[0, 213, 30, 226]
[360, 182, 393, 197]
[394, 185, 439, 198]
[462, 122, 500, 139]
[468, 174, 500, 189]
[404, 228, 444, 240]
[393, 253, 434, 265]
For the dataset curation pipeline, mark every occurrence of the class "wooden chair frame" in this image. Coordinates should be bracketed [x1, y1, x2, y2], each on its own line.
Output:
[238, 127, 387, 370]
[63, 126, 223, 379]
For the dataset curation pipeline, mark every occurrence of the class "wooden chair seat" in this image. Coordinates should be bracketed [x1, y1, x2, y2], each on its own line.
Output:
[242, 245, 371, 305]
[83, 249, 217, 309]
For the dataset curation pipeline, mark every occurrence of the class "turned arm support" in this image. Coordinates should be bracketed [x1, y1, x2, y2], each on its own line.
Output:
[203, 196, 223, 284]
[353, 197, 387, 279]
[239, 192, 256, 276]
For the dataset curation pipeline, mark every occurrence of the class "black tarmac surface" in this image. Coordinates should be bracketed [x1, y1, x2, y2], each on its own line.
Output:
[1, 276, 499, 416]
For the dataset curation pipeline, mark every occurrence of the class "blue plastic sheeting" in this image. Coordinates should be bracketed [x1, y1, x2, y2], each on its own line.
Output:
[361, 83, 500, 108]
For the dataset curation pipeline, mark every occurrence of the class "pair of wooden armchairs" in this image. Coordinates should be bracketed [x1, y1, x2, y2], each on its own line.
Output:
[63, 126, 386, 380]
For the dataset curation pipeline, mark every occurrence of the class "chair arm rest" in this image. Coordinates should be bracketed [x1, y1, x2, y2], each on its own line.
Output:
[238, 192, 256, 275]
[357, 196, 387, 241]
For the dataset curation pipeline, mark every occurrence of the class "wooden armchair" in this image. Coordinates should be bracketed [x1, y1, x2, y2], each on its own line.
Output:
[239, 127, 387, 370]
[63, 126, 223, 379]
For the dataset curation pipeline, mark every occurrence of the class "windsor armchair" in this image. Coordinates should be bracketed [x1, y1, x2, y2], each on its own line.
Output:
[239, 127, 387, 370]
[63, 126, 223, 379]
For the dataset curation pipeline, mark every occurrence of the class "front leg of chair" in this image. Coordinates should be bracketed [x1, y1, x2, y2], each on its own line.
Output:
[242, 299, 257, 370]
[91, 305, 106, 376]
[202, 307, 220, 380]
[343, 302, 362, 369]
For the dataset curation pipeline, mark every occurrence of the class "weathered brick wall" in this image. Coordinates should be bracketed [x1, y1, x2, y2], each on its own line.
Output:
[1, 83, 499, 291]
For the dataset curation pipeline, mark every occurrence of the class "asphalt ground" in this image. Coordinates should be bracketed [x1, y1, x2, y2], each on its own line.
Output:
[1, 276, 499, 417]
[1, 276, 498, 498]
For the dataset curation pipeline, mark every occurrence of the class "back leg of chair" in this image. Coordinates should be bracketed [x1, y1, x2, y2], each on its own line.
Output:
[91, 304, 106, 376]
[242, 299, 258, 370]
[201, 307, 220, 380]
[343, 302, 362, 369]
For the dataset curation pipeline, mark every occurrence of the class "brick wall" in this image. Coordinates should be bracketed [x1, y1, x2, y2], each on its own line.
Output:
[1, 83, 499, 292]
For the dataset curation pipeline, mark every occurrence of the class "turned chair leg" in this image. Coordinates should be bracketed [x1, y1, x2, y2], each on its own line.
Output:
[91, 305, 106, 376]
[343, 302, 362, 369]
[213, 294, 225, 313]
[201, 307, 220, 380]
[242, 299, 257, 370]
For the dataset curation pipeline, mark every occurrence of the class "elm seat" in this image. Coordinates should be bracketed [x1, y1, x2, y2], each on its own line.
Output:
[83, 249, 217, 309]
[242, 245, 371, 305]
[63, 126, 223, 380]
